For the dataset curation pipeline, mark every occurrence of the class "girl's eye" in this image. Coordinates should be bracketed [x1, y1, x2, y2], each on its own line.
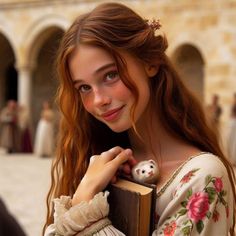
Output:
[104, 71, 119, 82]
[78, 84, 91, 93]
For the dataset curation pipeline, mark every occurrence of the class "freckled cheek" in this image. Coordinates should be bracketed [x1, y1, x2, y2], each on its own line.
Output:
[81, 96, 94, 113]
[113, 84, 133, 100]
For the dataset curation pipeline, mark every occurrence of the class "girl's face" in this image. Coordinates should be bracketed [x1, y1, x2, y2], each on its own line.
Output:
[69, 44, 153, 132]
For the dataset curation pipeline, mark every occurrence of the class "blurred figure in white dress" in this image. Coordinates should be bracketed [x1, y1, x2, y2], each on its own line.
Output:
[34, 101, 55, 157]
[227, 93, 236, 166]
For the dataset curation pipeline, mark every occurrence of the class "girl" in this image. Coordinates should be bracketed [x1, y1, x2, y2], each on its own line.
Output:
[44, 3, 235, 235]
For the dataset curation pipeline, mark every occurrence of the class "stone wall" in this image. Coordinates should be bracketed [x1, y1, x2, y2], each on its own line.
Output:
[0, 0, 235, 136]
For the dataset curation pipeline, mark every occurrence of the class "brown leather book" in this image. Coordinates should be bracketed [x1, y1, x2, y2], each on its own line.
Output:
[107, 178, 156, 236]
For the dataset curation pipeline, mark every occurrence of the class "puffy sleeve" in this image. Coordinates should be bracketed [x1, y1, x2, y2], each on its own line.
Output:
[154, 154, 234, 236]
[44, 191, 125, 236]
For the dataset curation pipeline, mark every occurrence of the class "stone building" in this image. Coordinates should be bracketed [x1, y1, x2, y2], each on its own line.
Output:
[0, 0, 236, 139]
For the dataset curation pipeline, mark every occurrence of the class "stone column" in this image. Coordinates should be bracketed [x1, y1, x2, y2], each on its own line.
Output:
[16, 64, 35, 110]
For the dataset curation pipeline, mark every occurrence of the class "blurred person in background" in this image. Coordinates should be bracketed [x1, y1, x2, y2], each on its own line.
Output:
[0, 100, 20, 153]
[206, 94, 222, 135]
[227, 93, 236, 166]
[18, 105, 33, 153]
[34, 101, 55, 157]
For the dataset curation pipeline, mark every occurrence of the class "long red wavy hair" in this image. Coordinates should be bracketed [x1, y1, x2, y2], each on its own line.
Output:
[43, 3, 235, 235]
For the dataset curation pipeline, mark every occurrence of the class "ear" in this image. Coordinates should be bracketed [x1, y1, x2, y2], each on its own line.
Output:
[144, 64, 159, 77]
[148, 159, 156, 165]
[136, 169, 140, 175]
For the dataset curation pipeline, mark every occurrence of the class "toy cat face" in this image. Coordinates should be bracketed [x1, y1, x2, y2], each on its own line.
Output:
[131, 159, 159, 184]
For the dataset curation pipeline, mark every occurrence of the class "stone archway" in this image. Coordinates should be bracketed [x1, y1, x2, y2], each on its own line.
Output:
[30, 26, 64, 134]
[0, 33, 17, 109]
[171, 44, 205, 101]
[18, 15, 69, 137]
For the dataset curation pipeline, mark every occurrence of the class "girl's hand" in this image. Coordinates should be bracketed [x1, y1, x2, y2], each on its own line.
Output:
[72, 146, 136, 206]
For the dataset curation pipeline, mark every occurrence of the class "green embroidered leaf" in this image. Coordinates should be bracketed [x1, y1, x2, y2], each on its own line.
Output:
[205, 175, 212, 185]
[220, 190, 227, 197]
[206, 186, 216, 193]
[206, 211, 212, 219]
[205, 187, 216, 203]
[192, 168, 200, 173]
[178, 208, 188, 216]
[196, 220, 204, 233]
[219, 196, 227, 205]
[181, 200, 188, 207]
[183, 220, 190, 225]
[166, 216, 171, 220]
[182, 226, 192, 236]
[187, 189, 193, 198]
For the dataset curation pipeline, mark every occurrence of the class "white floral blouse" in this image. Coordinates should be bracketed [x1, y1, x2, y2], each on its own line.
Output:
[45, 153, 234, 236]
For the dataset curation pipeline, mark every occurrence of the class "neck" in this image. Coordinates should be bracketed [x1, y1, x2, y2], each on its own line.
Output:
[128, 109, 201, 164]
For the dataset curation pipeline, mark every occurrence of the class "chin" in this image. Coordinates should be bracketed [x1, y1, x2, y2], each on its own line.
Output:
[107, 122, 132, 133]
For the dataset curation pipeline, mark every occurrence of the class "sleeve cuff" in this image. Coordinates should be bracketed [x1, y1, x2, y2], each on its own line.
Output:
[53, 191, 110, 235]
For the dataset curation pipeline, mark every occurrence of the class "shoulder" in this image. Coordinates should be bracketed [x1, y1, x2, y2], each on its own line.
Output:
[157, 153, 229, 198]
[180, 152, 228, 179]
[156, 153, 235, 235]
[172, 152, 232, 199]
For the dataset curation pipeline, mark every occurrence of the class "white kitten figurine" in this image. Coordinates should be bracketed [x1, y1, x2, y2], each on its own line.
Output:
[131, 159, 159, 184]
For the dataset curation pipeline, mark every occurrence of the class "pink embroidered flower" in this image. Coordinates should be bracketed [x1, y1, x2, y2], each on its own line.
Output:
[186, 192, 209, 222]
[214, 177, 223, 192]
[163, 221, 177, 236]
[212, 209, 220, 222]
[181, 171, 195, 184]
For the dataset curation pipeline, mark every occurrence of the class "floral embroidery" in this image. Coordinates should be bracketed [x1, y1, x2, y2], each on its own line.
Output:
[163, 220, 177, 236]
[186, 192, 209, 222]
[173, 169, 199, 198]
[213, 177, 223, 192]
[181, 169, 199, 185]
[160, 171, 229, 235]
[225, 205, 229, 218]
[212, 209, 220, 222]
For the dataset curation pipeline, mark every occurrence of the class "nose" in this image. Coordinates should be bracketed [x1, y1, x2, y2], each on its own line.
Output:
[148, 171, 153, 176]
[93, 88, 111, 107]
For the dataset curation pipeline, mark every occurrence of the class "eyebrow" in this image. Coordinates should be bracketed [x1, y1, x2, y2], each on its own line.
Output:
[73, 62, 116, 85]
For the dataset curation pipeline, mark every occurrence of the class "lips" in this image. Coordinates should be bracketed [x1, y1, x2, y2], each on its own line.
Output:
[101, 106, 124, 122]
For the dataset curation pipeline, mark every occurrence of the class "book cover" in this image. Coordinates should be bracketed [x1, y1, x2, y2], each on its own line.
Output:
[107, 178, 156, 236]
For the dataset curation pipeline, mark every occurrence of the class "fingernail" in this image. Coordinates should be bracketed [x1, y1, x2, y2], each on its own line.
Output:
[124, 149, 132, 155]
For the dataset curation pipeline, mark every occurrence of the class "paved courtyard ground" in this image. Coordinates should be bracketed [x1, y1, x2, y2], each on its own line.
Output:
[0, 149, 235, 236]
[0, 150, 52, 236]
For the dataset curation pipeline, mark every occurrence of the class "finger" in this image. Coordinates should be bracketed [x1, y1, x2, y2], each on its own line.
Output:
[108, 146, 124, 155]
[101, 146, 124, 161]
[112, 148, 133, 166]
[122, 163, 131, 174]
[89, 155, 98, 163]
[120, 156, 137, 174]
[111, 175, 117, 184]
[127, 156, 138, 167]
